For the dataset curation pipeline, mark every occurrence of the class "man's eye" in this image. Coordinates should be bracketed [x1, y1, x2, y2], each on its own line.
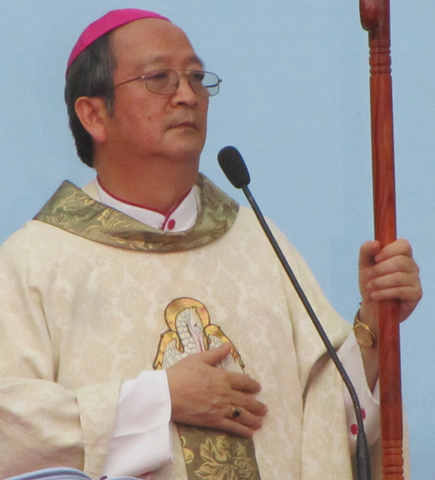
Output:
[146, 71, 170, 81]
[190, 71, 205, 82]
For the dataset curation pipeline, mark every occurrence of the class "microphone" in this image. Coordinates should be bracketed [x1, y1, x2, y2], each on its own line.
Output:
[217, 146, 251, 188]
[218, 145, 371, 480]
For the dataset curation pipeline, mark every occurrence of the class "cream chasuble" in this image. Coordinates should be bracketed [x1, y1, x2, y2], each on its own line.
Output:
[0, 174, 392, 479]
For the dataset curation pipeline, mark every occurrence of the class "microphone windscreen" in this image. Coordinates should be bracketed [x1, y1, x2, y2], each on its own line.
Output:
[217, 146, 251, 189]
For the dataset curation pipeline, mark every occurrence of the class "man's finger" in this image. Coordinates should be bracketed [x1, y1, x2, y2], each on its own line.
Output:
[228, 371, 262, 394]
[196, 343, 232, 366]
[225, 406, 264, 430]
[232, 392, 268, 416]
[374, 238, 413, 263]
[358, 240, 381, 270]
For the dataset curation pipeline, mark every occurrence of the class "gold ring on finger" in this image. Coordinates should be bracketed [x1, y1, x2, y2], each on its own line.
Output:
[227, 405, 242, 419]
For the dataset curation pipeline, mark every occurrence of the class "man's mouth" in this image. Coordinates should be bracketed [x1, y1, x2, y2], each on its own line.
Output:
[172, 121, 196, 129]
[168, 117, 198, 130]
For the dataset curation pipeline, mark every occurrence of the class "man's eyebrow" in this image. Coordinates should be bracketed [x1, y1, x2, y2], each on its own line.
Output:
[190, 55, 206, 68]
[136, 55, 206, 71]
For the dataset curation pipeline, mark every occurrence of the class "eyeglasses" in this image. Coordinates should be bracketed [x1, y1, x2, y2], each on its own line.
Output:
[113, 70, 222, 97]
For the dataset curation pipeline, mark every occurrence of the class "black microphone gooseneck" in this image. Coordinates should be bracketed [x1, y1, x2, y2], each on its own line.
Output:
[217, 145, 371, 480]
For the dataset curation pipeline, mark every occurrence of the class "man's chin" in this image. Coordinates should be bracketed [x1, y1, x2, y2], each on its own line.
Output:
[167, 137, 205, 161]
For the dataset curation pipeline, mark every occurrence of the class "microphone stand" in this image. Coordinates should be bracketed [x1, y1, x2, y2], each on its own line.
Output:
[240, 182, 372, 480]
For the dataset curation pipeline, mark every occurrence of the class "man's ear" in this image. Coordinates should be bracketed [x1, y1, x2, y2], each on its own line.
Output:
[74, 96, 110, 144]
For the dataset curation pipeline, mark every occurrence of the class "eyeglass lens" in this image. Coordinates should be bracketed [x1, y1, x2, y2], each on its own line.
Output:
[145, 70, 220, 96]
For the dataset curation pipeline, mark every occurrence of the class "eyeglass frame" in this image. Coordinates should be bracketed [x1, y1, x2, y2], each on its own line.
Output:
[113, 69, 222, 97]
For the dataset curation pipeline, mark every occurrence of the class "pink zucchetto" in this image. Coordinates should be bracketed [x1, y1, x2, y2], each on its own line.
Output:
[66, 8, 171, 76]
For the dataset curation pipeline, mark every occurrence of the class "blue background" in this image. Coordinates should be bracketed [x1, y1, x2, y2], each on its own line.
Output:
[0, 1, 433, 476]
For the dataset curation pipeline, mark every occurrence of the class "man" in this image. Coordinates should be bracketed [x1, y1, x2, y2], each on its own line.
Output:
[0, 8, 422, 480]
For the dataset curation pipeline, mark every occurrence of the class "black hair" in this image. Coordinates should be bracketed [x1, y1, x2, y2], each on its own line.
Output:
[64, 32, 117, 167]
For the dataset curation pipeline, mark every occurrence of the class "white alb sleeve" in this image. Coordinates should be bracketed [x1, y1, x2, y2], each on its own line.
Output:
[341, 332, 380, 453]
[103, 369, 173, 476]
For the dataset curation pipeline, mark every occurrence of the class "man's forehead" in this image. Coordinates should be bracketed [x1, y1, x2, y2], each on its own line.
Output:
[66, 8, 171, 75]
[111, 21, 202, 72]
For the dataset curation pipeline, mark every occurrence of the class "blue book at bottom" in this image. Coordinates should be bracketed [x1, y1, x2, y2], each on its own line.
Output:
[5, 468, 139, 480]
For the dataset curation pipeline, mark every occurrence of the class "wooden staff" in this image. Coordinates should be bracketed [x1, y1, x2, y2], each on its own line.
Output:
[359, 1, 404, 478]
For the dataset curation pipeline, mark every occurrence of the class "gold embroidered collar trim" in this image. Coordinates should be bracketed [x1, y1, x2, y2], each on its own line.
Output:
[34, 173, 239, 253]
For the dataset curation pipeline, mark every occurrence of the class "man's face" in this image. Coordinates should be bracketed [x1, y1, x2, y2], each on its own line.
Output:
[104, 19, 209, 165]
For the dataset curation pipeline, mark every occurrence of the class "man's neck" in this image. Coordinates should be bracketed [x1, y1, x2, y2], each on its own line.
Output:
[94, 155, 199, 214]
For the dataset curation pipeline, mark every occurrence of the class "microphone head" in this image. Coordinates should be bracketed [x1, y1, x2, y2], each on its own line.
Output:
[217, 146, 251, 189]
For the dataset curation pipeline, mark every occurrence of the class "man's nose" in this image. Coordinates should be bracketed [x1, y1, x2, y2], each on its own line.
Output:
[172, 74, 198, 104]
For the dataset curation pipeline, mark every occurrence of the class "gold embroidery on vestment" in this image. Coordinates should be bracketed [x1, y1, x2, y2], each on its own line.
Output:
[154, 298, 261, 480]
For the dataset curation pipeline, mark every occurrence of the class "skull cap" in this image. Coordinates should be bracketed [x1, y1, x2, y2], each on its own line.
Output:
[66, 9, 170, 76]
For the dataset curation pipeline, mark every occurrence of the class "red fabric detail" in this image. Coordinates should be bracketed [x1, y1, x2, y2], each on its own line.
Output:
[97, 177, 191, 218]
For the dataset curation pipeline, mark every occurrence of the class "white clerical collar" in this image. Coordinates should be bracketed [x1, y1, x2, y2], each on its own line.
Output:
[93, 178, 199, 232]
